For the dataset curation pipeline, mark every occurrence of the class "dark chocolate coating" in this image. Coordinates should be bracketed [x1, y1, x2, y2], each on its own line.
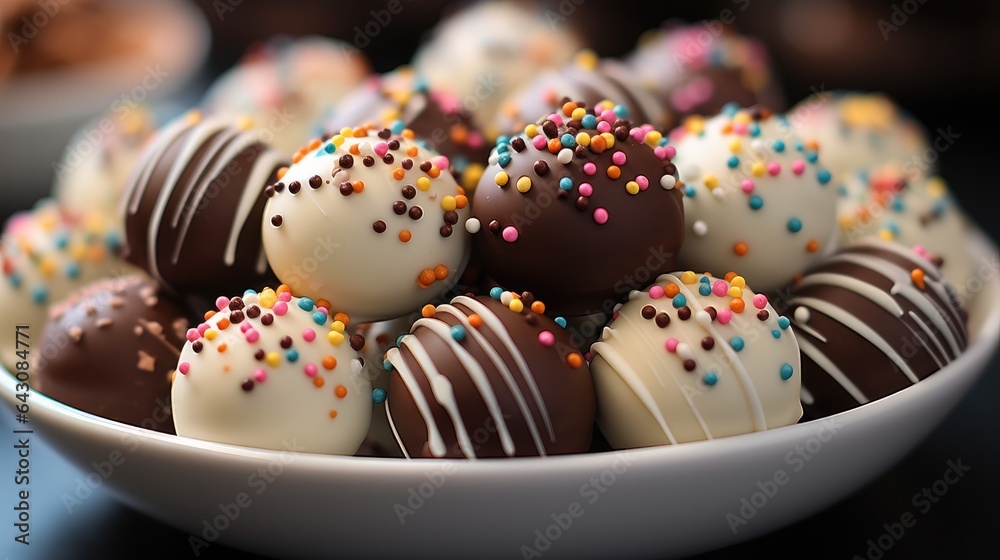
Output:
[788, 241, 967, 419]
[121, 116, 285, 298]
[471, 107, 684, 316]
[35, 275, 194, 433]
[387, 294, 596, 458]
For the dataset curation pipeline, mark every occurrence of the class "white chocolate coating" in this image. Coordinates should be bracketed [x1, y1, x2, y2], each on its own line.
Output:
[590, 272, 802, 449]
[353, 316, 413, 457]
[672, 106, 838, 292]
[0, 202, 136, 372]
[171, 288, 372, 455]
[262, 127, 471, 322]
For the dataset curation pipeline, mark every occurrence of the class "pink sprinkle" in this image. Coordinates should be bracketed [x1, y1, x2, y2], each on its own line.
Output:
[548, 113, 564, 127]
[612, 151, 627, 165]
[197, 323, 211, 335]
[578, 182, 593, 197]
[630, 128, 645, 142]
[303, 328, 317, 342]
[593, 207, 609, 224]
[767, 162, 781, 176]
[653, 146, 676, 160]
[583, 162, 597, 176]
[178, 362, 190, 375]
[913, 245, 929, 258]
[596, 121, 611, 133]
[636, 175, 649, 190]
[304, 363, 318, 378]
[717, 309, 733, 325]
[649, 285, 665, 299]
[600, 109, 616, 122]
[538, 331, 555, 347]
[741, 179, 755, 193]
[316, 306, 329, 316]
[712, 280, 728, 297]
[246, 329, 260, 343]
[240, 322, 252, 333]
[753, 294, 769, 309]
[278, 292, 292, 302]
[532, 135, 547, 150]
[732, 122, 748, 135]
[664, 338, 679, 352]
[273, 301, 289, 316]
[791, 160, 806, 175]
[468, 133, 484, 149]
[434, 156, 450, 170]
[374, 142, 389, 157]
[502, 226, 519, 243]
[215, 296, 230, 311]
[254, 368, 267, 383]
[186, 328, 201, 342]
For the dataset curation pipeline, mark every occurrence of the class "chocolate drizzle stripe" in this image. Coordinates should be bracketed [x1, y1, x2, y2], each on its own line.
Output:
[797, 336, 869, 404]
[224, 148, 283, 269]
[385, 346, 448, 457]
[126, 118, 190, 217]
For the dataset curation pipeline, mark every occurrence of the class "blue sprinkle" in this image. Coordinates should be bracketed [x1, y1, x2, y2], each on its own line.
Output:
[749, 123, 761, 137]
[498, 153, 512, 167]
[771, 329, 782, 339]
[54, 233, 69, 250]
[773, 139, 785, 152]
[891, 197, 904, 212]
[613, 104, 629, 118]
[684, 186, 696, 197]
[780, 363, 794, 380]
[837, 184, 849, 197]
[581, 114, 597, 129]
[244, 289, 258, 297]
[452, 155, 469, 171]
[722, 103, 739, 117]
[395, 334, 406, 346]
[658, 137, 669, 147]
[559, 176, 574, 191]
[794, 140, 804, 152]
[932, 199, 948, 216]
[699, 275, 711, 284]
[450, 325, 466, 342]
[787, 218, 803, 233]
[286, 349, 299, 363]
[490, 286, 504, 300]
[703, 372, 718, 386]
[672, 294, 687, 308]
[777, 316, 790, 330]
[886, 222, 900, 235]
[699, 283, 712, 296]
[817, 169, 832, 184]
[749, 195, 763, 210]
[495, 135, 510, 147]
[560, 133, 576, 148]
[372, 388, 388, 404]
[298, 297, 315, 312]
[105, 232, 121, 250]
[31, 286, 47, 304]
[382, 359, 393, 372]
[727, 155, 740, 168]
[9, 274, 22, 289]
[730, 336, 745, 351]
[805, 151, 818, 164]
[496, 144, 509, 154]
[390, 120, 405, 135]
[555, 316, 568, 328]
[324, 143, 336, 154]
[65, 263, 80, 280]
[312, 312, 327, 326]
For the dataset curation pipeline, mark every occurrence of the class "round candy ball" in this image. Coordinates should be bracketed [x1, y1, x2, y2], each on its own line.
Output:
[469, 100, 684, 317]
[671, 105, 837, 293]
[261, 125, 471, 322]
[172, 287, 373, 454]
[590, 271, 802, 449]
[386, 290, 595, 459]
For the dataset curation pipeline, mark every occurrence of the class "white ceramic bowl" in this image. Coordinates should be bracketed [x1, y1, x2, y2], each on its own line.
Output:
[2, 229, 998, 560]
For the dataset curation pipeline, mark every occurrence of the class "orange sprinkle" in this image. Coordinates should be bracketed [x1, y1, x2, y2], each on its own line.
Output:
[406, 146, 418, 157]
[724, 272, 738, 282]
[664, 283, 680, 298]
[606, 165, 621, 179]
[562, 101, 578, 116]
[530, 301, 545, 314]
[352, 180, 365, 193]
[434, 265, 449, 281]
[468, 314, 483, 328]
[450, 126, 468, 144]
[292, 152, 305, 164]
[734, 242, 749, 256]
[806, 239, 819, 252]
[317, 298, 332, 310]
[566, 353, 584, 369]
[335, 385, 348, 399]
[276, 167, 288, 180]
[455, 195, 469, 209]
[721, 123, 733, 134]
[322, 356, 337, 370]
[329, 410, 338, 419]
[547, 138, 562, 153]
[456, 186, 467, 196]
[805, 139, 820, 152]
[421, 304, 436, 318]
[204, 310, 217, 320]
[418, 268, 436, 288]
[590, 135, 607, 152]
[217, 318, 231, 331]
[217, 343, 227, 353]
[730, 298, 745, 313]
[911, 268, 926, 289]
[333, 312, 349, 326]
[277, 284, 292, 294]
[313, 377, 325, 388]
[428, 167, 441, 178]
[399, 230, 412, 243]
[392, 168, 405, 180]
[349, 144, 361, 155]
[308, 138, 322, 151]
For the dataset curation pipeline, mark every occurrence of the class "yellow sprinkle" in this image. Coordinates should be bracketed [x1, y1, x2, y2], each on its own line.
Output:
[266, 352, 281, 367]
[625, 181, 640, 195]
[879, 229, 894, 241]
[39, 258, 56, 277]
[416, 177, 431, 191]
[70, 244, 87, 261]
[728, 139, 742, 152]
[728, 286, 743, 298]
[184, 110, 202, 125]
[571, 107, 587, 121]
[204, 329, 218, 341]
[644, 131, 662, 147]
[330, 320, 346, 333]
[575, 132, 591, 147]
[339, 127, 353, 138]
[733, 112, 751, 125]
[328, 331, 345, 346]
[680, 271, 698, 284]
[259, 289, 277, 309]
[751, 162, 765, 177]
[236, 116, 255, 131]
[575, 49, 599, 70]
[731, 276, 746, 288]
[684, 116, 705, 135]
[601, 132, 616, 148]
[441, 196, 457, 211]
[495, 171, 510, 187]
[509, 299, 524, 313]
[525, 124, 539, 138]
[703, 174, 719, 189]
[516, 176, 532, 193]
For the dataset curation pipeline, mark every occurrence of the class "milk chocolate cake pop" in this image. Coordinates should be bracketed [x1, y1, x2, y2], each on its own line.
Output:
[469, 100, 684, 316]
[1, 201, 134, 373]
[261, 125, 471, 322]
[171, 286, 373, 454]
[34, 275, 191, 434]
[385, 289, 595, 459]
[121, 112, 286, 298]
[671, 105, 837, 292]
[787, 239, 968, 419]
[590, 272, 802, 449]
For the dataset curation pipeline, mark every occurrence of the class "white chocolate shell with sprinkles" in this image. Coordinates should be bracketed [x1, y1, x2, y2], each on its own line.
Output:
[590, 271, 803, 449]
[261, 126, 471, 323]
[171, 287, 372, 455]
[671, 105, 838, 292]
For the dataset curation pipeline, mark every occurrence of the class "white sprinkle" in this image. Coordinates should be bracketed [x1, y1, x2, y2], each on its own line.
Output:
[660, 174, 676, 189]
[465, 218, 481, 234]
[500, 291, 514, 306]
[711, 186, 726, 200]
[751, 139, 766, 153]
[488, 153, 499, 165]
[693, 220, 708, 236]
[794, 306, 811, 323]
[557, 148, 573, 164]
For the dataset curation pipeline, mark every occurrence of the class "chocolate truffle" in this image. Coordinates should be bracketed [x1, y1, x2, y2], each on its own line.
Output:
[1, 201, 135, 373]
[324, 67, 490, 192]
[261, 125, 471, 322]
[469, 101, 684, 316]
[626, 21, 784, 127]
[787, 239, 968, 419]
[172, 287, 373, 454]
[386, 290, 596, 459]
[121, 112, 286, 298]
[493, 50, 668, 137]
[34, 275, 191, 434]
[590, 271, 802, 449]
[671, 105, 837, 292]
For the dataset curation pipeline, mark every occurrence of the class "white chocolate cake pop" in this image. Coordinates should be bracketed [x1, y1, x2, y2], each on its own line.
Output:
[261, 125, 471, 322]
[590, 271, 802, 449]
[671, 105, 838, 292]
[171, 286, 373, 454]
